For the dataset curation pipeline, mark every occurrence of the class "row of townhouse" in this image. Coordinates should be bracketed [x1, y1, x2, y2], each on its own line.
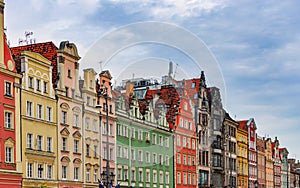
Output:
[1, 1, 300, 188]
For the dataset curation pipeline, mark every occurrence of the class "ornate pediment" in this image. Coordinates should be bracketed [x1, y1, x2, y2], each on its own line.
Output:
[73, 131, 81, 138]
[58, 41, 81, 61]
[60, 102, 70, 110]
[60, 127, 70, 136]
[72, 106, 81, 113]
[73, 158, 82, 164]
[61, 156, 71, 162]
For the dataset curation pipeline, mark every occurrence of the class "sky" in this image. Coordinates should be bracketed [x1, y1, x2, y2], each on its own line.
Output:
[5, 0, 300, 158]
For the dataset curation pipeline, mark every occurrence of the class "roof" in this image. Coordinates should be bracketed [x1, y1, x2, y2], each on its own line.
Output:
[10, 42, 58, 85]
[238, 120, 248, 131]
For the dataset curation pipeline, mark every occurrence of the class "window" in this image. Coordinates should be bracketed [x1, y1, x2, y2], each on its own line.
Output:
[68, 69, 71, 78]
[192, 139, 195, 150]
[62, 166, 67, 179]
[27, 163, 33, 178]
[146, 171, 150, 182]
[62, 137, 67, 151]
[159, 172, 163, 184]
[159, 136, 163, 146]
[27, 133, 33, 149]
[74, 167, 79, 181]
[37, 104, 42, 119]
[146, 152, 150, 163]
[153, 171, 157, 183]
[177, 154, 181, 164]
[87, 96, 90, 106]
[131, 127, 135, 139]
[38, 164, 43, 178]
[110, 148, 113, 160]
[117, 124, 122, 136]
[74, 140, 79, 153]
[94, 145, 98, 157]
[46, 137, 52, 152]
[131, 170, 135, 181]
[191, 82, 196, 88]
[110, 124, 113, 136]
[183, 155, 187, 165]
[61, 111, 67, 124]
[166, 173, 170, 184]
[27, 101, 33, 117]
[36, 79, 41, 91]
[5, 112, 12, 129]
[131, 149, 135, 161]
[123, 125, 128, 137]
[65, 87, 69, 97]
[47, 165, 52, 179]
[46, 107, 52, 122]
[183, 173, 187, 184]
[166, 155, 169, 166]
[86, 117, 90, 130]
[183, 136, 186, 147]
[124, 169, 128, 180]
[117, 145, 122, 158]
[86, 168, 91, 182]
[117, 169, 122, 180]
[159, 154, 163, 165]
[5, 147, 12, 163]
[43, 82, 48, 93]
[138, 129, 143, 140]
[165, 137, 169, 148]
[138, 150, 143, 162]
[152, 134, 156, 144]
[74, 114, 79, 127]
[123, 147, 128, 159]
[86, 144, 90, 157]
[177, 135, 181, 146]
[93, 119, 97, 131]
[177, 172, 181, 184]
[153, 153, 157, 164]
[29, 77, 33, 88]
[138, 171, 143, 182]
[5, 82, 12, 96]
[37, 135, 43, 151]
[94, 169, 98, 182]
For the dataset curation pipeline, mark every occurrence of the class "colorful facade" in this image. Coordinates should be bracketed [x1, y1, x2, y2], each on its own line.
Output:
[279, 148, 289, 188]
[223, 113, 238, 188]
[114, 84, 175, 188]
[272, 138, 281, 188]
[265, 138, 274, 188]
[56, 41, 83, 188]
[257, 137, 266, 188]
[0, 1, 22, 185]
[17, 50, 57, 187]
[81, 68, 101, 187]
[237, 120, 248, 188]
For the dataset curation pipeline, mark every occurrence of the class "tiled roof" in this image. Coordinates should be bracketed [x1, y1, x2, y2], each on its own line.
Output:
[10, 42, 58, 85]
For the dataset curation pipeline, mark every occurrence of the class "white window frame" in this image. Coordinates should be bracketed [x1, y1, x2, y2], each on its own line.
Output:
[5, 111, 13, 129]
[5, 147, 13, 163]
[62, 166, 67, 179]
[46, 106, 52, 122]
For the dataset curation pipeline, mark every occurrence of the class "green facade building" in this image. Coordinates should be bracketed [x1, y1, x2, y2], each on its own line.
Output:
[114, 88, 174, 188]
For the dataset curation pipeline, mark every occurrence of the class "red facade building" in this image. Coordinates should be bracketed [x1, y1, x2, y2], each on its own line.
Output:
[0, 8, 22, 187]
[175, 85, 197, 188]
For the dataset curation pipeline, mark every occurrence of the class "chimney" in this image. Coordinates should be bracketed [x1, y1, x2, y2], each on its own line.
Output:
[0, 0, 4, 68]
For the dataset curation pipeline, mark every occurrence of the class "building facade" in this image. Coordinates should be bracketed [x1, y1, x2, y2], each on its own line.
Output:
[114, 85, 175, 188]
[18, 50, 58, 187]
[223, 113, 238, 188]
[81, 68, 101, 187]
[0, 2, 23, 185]
[257, 137, 266, 188]
[265, 138, 274, 188]
[56, 41, 83, 188]
[273, 137, 281, 188]
[279, 148, 289, 188]
[237, 121, 248, 188]
[208, 87, 224, 188]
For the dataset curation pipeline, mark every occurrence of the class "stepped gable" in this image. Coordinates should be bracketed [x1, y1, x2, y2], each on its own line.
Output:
[10, 42, 58, 85]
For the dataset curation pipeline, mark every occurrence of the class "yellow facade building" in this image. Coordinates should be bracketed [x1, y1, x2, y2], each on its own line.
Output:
[265, 138, 274, 188]
[19, 51, 58, 187]
[237, 121, 248, 188]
